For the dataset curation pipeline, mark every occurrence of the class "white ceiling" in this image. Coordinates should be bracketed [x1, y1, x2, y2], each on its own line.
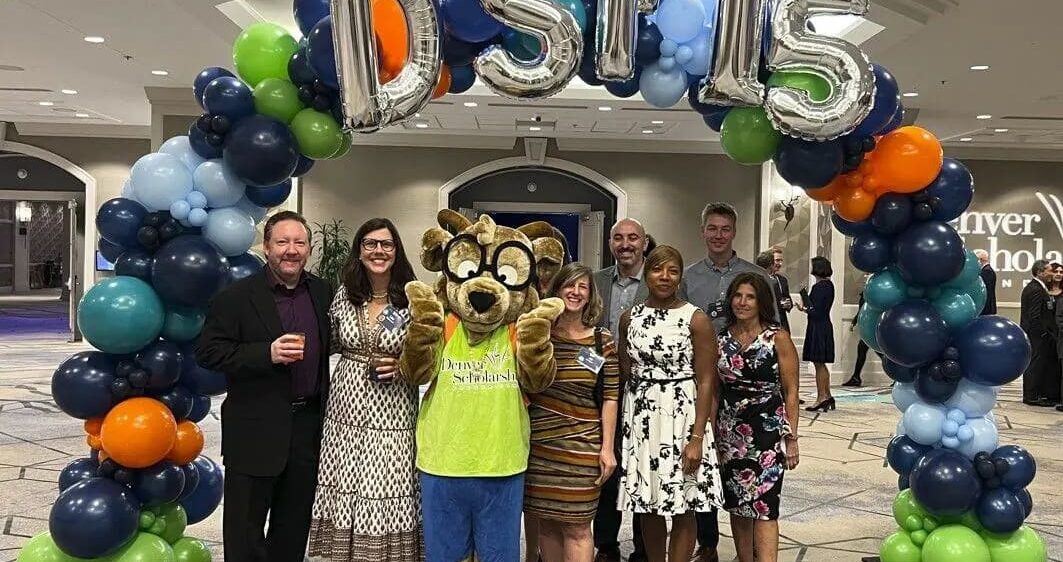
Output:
[2, 0, 1062, 157]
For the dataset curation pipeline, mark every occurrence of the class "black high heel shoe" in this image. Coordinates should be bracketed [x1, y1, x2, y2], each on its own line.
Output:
[805, 397, 836, 412]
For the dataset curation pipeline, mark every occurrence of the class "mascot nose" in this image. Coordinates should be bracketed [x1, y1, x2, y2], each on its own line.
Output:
[468, 290, 497, 314]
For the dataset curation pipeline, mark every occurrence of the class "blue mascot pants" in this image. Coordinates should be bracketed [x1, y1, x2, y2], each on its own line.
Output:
[420, 472, 525, 562]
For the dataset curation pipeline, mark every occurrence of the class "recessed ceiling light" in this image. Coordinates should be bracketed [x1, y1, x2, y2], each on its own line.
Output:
[970, 65, 990, 71]
[597, 106, 612, 111]
[61, 89, 78, 95]
[151, 70, 169, 76]
[651, 120, 664, 124]
[38, 101, 54, 106]
[84, 36, 105, 43]
[976, 114, 992, 120]
[414, 122, 428, 128]
[994, 128, 1009, 133]
[641, 129, 654, 134]
[414, 112, 421, 118]
[959, 137, 973, 142]
[463, 102, 478, 107]
[902, 92, 919, 97]
[75, 113, 90, 118]
[528, 126, 542, 131]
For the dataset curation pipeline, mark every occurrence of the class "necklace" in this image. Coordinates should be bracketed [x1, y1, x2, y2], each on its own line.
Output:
[371, 290, 388, 301]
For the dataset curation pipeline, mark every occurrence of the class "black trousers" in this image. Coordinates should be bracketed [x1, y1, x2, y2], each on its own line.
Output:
[850, 340, 884, 379]
[594, 408, 645, 557]
[223, 404, 321, 562]
[695, 510, 720, 550]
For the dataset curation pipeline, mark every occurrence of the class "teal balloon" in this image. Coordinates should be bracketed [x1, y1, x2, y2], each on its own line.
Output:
[78, 277, 165, 354]
[964, 277, 987, 313]
[945, 251, 981, 289]
[933, 288, 978, 330]
[501, 29, 540, 61]
[559, 0, 587, 31]
[858, 303, 885, 352]
[161, 307, 205, 343]
[866, 269, 909, 310]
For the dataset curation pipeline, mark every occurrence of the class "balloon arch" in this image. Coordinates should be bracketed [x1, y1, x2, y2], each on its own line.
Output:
[18, 0, 1046, 561]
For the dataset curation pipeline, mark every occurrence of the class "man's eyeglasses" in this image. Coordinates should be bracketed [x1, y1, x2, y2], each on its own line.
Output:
[361, 238, 396, 252]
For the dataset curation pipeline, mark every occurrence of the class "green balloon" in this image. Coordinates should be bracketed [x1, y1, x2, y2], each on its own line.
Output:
[921, 525, 990, 562]
[720, 107, 782, 165]
[932, 288, 978, 330]
[981, 526, 1047, 562]
[232, 22, 298, 88]
[78, 276, 165, 354]
[865, 268, 908, 310]
[893, 489, 929, 529]
[880, 531, 922, 562]
[102, 533, 175, 562]
[959, 510, 984, 533]
[161, 306, 205, 343]
[253, 78, 305, 124]
[902, 515, 923, 533]
[911, 530, 928, 546]
[858, 302, 885, 352]
[328, 132, 353, 159]
[924, 516, 940, 532]
[291, 108, 344, 159]
[153, 504, 188, 545]
[138, 511, 156, 531]
[767, 69, 832, 102]
[171, 538, 212, 562]
[16, 532, 84, 562]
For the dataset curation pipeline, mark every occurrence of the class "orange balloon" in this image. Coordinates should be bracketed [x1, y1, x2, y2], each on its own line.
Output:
[374, 0, 408, 83]
[806, 176, 844, 202]
[869, 126, 943, 193]
[834, 186, 877, 222]
[166, 420, 205, 465]
[87, 434, 101, 450]
[97, 450, 110, 463]
[84, 418, 103, 436]
[100, 397, 177, 469]
[433, 65, 451, 99]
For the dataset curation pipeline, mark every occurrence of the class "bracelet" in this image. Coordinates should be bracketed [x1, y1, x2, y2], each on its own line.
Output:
[784, 433, 799, 440]
[690, 433, 704, 441]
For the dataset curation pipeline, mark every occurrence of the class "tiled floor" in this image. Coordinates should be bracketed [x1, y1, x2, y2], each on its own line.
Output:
[0, 333, 1059, 561]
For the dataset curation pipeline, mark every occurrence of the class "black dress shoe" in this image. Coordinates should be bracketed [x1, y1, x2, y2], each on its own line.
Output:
[805, 397, 836, 412]
[1023, 398, 1055, 407]
[842, 377, 862, 387]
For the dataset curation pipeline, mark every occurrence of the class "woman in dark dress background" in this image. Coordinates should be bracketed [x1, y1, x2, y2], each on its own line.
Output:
[799, 257, 835, 412]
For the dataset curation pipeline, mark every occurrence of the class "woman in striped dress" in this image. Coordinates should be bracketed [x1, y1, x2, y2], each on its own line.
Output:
[525, 262, 620, 561]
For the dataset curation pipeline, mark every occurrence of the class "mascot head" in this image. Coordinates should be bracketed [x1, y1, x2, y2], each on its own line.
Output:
[420, 210, 564, 336]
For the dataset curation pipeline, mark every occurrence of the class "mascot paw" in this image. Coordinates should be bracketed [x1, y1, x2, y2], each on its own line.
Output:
[405, 280, 445, 328]
[520, 297, 565, 323]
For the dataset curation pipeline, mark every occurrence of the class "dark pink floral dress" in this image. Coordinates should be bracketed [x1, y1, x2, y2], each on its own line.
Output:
[715, 326, 791, 520]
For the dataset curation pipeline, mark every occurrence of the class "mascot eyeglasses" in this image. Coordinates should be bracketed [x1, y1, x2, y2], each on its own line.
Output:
[442, 233, 538, 292]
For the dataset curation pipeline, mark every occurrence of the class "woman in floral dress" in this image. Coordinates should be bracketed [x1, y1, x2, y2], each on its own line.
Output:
[716, 272, 800, 562]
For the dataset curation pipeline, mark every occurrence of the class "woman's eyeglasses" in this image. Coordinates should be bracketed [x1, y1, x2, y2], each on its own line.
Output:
[361, 238, 396, 252]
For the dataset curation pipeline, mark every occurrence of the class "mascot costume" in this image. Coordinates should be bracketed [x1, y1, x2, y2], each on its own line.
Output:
[400, 210, 565, 562]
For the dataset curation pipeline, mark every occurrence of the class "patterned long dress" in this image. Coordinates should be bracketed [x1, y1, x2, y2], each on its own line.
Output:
[618, 303, 723, 516]
[716, 326, 791, 520]
[308, 286, 424, 561]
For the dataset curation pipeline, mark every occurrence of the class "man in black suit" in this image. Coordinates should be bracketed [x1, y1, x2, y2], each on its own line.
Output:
[976, 250, 997, 315]
[756, 250, 791, 332]
[198, 211, 333, 562]
[1019, 259, 1055, 407]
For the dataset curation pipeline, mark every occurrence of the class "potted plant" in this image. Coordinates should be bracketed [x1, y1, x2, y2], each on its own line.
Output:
[312, 218, 351, 290]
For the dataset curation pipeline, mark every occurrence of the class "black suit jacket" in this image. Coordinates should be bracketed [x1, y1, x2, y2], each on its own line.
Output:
[774, 274, 791, 332]
[1019, 280, 1049, 345]
[979, 265, 997, 315]
[197, 269, 333, 477]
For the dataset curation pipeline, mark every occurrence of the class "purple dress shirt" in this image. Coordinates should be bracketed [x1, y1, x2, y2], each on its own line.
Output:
[266, 268, 322, 398]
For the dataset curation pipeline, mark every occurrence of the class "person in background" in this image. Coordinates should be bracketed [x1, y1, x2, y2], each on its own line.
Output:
[842, 280, 879, 388]
[798, 257, 836, 413]
[618, 246, 723, 562]
[755, 252, 790, 333]
[975, 250, 997, 316]
[525, 263, 620, 562]
[772, 248, 793, 332]
[1039, 263, 1063, 408]
[307, 218, 422, 562]
[1021, 260, 1056, 407]
[198, 211, 333, 562]
[716, 273, 800, 562]
[591, 218, 649, 562]
[1053, 264, 1063, 411]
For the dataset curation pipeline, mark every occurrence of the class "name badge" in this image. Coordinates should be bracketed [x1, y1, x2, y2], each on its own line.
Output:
[379, 305, 407, 332]
[708, 300, 727, 319]
[576, 347, 606, 374]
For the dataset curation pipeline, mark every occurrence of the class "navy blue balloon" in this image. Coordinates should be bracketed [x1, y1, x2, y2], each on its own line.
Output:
[605, 68, 642, 98]
[852, 64, 901, 138]
[223, 115, 300, 187]
[97, 198, 148, 248]
[870, 193, 913, 236]
[181, 456, 224, 524]
[294, 0, 330, 36]
[59, 458, 100, 492]
[288, 47, 317, 86]
[292, 155, 315, 177]
[924, 158, 974, 222]
[188, 394, 211, 423]
[245, 179, 292, 208]
[773, 137, 844, 189]
[893, 221, 965, 287]
[635, 16, 663, 66]
[99, 238, 125, 264]
[1017, 488, 1033, 517]
[578, 49, 605, 86]
[991, 445, 1036, 490]
[193, 67, 235, 108]
[202, 76, 255, 123]
[977, 488, 1026, 534]
[883, 358, 918, 383]
[702, 111, 729, 133]
[177, 462, 201, 501]
[440, 0, 506, 43]
[910, 448, 982, 518]
[442, 33, 490, 67]
[153, 384, 194, 420]
[114, 251, 153, 283]
[49, 477, 140, 558]
[831, 211, 874, 238]
[914, 369, 960, 402]
[132, 460, 186, 507]
[898, 473, 910, 490]
[306, 15, 339, 89]
[180, 343, 228, 396]
[151, 235, 231, 309]
[849, 232, 893, 273]
[449, 63, 476, 94]
[886, 435, 931, 476]
[955, 316, 1031, 386]
[136, 340, 184, 390]
[52, 352, 117, 420]
[227, 252, 265, 284]
[879, 102, 905, 135]
[877, 300, 949, 367]
[188, 120, 222, 159]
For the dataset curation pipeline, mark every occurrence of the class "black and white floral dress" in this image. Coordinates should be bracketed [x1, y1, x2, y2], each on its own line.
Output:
[618, 303, 724, 516]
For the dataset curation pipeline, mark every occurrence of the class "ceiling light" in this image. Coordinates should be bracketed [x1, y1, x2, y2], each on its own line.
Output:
[970, 65, 990, 71]
[641, 129, 654, 134]
[463, 102, 478, 107]
[38, 101, 54, 106]
[902, 92, 919, 97]
[959, 137, 973, 142]
[651, 120, 664, 124]
[61, 89, 78, 95]
[414, 112, 421, 118]
[994, 128, 1009, 133]
[414, 122, 428, 128]
[75, 113, 90, 118]
[976, 114, 992, 120]
[597, 106, 612, 111]
[528, 126, 542, 131]
[84, 36, 105, 43]
[151, 70, 169, 76]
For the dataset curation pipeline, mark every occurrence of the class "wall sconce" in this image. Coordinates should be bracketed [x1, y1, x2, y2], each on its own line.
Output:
[15, 201, 32, 235]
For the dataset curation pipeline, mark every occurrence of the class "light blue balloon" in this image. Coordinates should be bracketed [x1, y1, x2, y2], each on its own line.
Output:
[189, 208, 208, 227]
[955, 415, 998, 459]
[121, 179, 135, 199]
[902, 402, 946, 446]
[658, 56, 678, 71]
[857, 302, 884, 352]
[956, 424, 974, 442]
[158, 135, 207, 173]
[639, 61, 688, 108]
[942, 436, 960, 449]
[865, 268, 909, 310]
[130, 152, 194, 212]
[679, 28, 713, 76]
[944, 251, 981, 289]
[656, 0, 706, 43]
[203, 207, 257, 256]
[892, 382, 919, 413]
[675, 45, 694, 64]
[77, 277, 165, 354]
[162, 306, 206, 343]
[942, 419, 959, 437]
[947, 408, 966, 424]
[187, 191, 208, 209]
[660, 38, 679, 57]
[895, 418, 906, 437]
[235, 196, 268, 224]
[193, 160, 247, 209]
[932, 288, 977, 330]
[170, 200, 191, 221]
[944, 379, 997, 418]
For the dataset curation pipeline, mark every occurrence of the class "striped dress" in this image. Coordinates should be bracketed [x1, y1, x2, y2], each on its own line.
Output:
[524, 332, 620, 523]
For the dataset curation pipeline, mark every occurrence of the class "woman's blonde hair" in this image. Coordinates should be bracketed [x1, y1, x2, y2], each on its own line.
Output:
[546, 262, 603, 328]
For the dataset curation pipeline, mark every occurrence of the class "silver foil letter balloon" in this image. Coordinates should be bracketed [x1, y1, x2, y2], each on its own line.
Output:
[330, 0, 441, 132]
[764, 0, 875, 140]
[474, 0, 583, 99]
[594, 0, 657, 81]
[700, 0, 767, 106]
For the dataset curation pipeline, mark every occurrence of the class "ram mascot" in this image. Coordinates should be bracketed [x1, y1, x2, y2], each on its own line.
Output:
[400, 210, 564, 561]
